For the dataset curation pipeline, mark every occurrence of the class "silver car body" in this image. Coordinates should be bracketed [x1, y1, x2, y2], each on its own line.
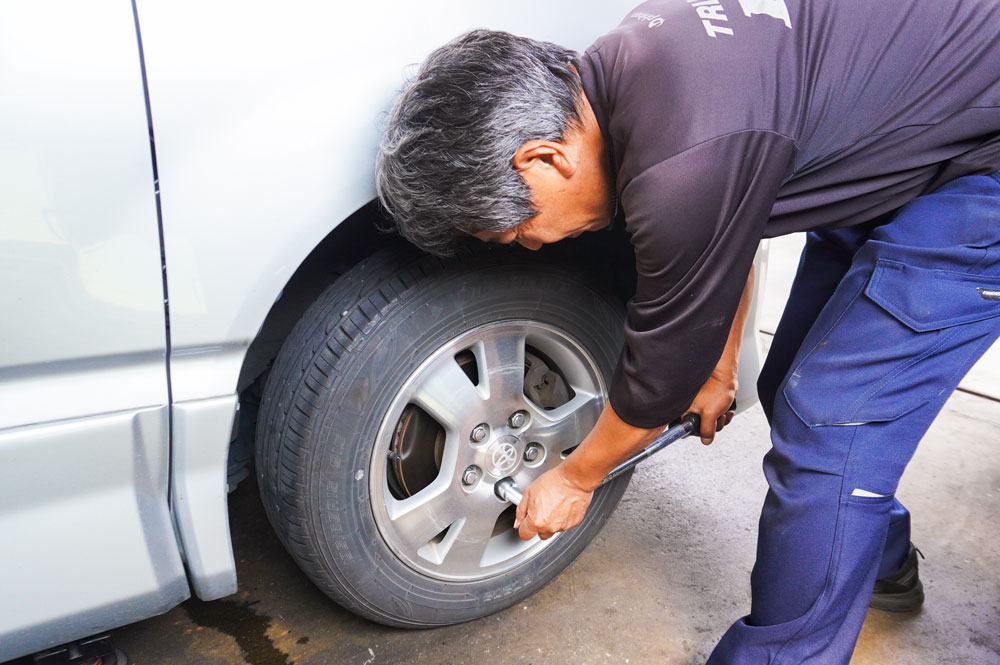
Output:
[0, 1, 767, 660]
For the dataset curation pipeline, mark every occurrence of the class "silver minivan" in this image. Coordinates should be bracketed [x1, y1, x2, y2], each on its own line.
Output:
[0, 1, 768, 660]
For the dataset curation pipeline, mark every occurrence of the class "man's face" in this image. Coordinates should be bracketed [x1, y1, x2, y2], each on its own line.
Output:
[472, 201, 612, 250]
[472, 88, 614, 250]
[472, 140, 614, 250]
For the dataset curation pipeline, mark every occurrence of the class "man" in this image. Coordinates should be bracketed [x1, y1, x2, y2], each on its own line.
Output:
[375, 1, 1000, 662]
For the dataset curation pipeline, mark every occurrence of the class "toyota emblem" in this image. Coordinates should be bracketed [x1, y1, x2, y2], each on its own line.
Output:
[490, 442, 518, 474]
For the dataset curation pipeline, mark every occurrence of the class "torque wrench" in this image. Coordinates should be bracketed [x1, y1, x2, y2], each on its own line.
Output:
[494, 412, 703, 506]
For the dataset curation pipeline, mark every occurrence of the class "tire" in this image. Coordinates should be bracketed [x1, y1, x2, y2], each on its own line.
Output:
[256, 244, 631, 627]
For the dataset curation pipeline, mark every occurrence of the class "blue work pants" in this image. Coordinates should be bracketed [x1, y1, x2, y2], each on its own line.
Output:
[708, 171, 1000, 664]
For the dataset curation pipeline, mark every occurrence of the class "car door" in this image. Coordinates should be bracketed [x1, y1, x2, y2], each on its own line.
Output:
[0, 1, 188, 659]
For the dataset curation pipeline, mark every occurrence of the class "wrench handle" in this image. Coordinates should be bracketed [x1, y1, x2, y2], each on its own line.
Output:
[494, 412, 703, 506]
[494, 402, 734, 506]
[601, 412, 700, 483]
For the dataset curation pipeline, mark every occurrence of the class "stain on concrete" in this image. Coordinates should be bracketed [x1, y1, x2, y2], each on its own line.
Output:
[971, 629, 1000, 656]
[183, 597, 292, 665]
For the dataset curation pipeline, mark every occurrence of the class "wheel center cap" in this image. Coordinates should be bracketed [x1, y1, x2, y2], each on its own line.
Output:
[486, 435, 520, 476]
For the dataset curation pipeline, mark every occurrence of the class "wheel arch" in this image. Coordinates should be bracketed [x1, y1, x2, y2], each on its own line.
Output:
[235, 200, 397, 394]
[235, 209, 638, 396]
[223, 210, 637, 503]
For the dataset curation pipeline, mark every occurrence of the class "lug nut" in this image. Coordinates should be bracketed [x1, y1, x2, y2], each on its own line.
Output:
[462, 465, 482, 487]
[508, 411, 529, 429]
[470, 424, 489, 443]
[523, 443, 543, 463]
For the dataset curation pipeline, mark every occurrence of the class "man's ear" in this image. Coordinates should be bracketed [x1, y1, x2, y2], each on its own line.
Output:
[513, 140, 577, 179]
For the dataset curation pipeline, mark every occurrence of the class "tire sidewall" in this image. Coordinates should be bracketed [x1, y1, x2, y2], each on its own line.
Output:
[301, 258, 628, 625]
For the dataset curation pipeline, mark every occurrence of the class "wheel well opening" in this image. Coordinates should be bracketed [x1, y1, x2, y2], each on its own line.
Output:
[228, 201, 636, 490]
[237, 205, 635, 395]
[236, 200, 399, 393]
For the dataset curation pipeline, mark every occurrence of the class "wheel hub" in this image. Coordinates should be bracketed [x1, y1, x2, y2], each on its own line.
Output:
[370, 320, 606, 581]
[483, 435, 521, 477]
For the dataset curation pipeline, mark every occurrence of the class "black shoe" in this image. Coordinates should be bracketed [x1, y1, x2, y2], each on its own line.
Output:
[869, 545, 925, 612]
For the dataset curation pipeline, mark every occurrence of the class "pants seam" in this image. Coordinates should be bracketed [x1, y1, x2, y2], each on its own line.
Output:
[783, 282, 866, 426]
[770, 425, 859, 665]
[851, 324, 963, 420]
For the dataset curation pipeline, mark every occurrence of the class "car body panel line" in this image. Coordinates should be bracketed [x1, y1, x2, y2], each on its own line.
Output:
[170, 394, 240, 600]
[131, 0, 176, 504]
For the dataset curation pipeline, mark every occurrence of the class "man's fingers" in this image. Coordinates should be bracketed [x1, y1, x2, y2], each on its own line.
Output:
[696, 407, 739, 444]
[699, 412, 719, 444]
[516, 514, 558, 541]
[517, 519, 538, 541]
[512, 467, 593, 541]
[516, 508, 537, 540]
[514, 501, 527, 529]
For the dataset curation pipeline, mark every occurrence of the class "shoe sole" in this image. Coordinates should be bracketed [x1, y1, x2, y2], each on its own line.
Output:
[869, 581, 924, 612]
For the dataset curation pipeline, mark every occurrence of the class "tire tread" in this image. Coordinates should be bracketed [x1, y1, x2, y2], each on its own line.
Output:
[255, 244, 628, 627]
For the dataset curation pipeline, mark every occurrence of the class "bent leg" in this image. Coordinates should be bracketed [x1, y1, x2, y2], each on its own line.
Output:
[757, 223, 914, 578]
[710, 172, 1000, 665]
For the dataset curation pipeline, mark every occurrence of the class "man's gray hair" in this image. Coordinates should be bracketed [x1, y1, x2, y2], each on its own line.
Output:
[376, 29, 582, 255]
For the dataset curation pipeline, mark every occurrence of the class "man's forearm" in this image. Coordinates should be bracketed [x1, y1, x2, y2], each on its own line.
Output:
[558, 402, 664, 492]
[560, 265, 756, 490]
[718, 264, 755, 372]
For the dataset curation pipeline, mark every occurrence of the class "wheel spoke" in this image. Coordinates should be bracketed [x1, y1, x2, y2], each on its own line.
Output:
[440, 502, 507, 569]
[528, 392, 603, 460]
[385, 484, 464, 555]
[409, 356, 486, 431]
[475, 329, 527, 402]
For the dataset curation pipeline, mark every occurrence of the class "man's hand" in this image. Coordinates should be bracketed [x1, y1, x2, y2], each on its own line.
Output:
[514, 465, 594, 541]
[688, 363, 738, 444]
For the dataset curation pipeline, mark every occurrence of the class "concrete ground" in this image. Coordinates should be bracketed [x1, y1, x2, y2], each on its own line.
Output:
[53, 388, 997, 665]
